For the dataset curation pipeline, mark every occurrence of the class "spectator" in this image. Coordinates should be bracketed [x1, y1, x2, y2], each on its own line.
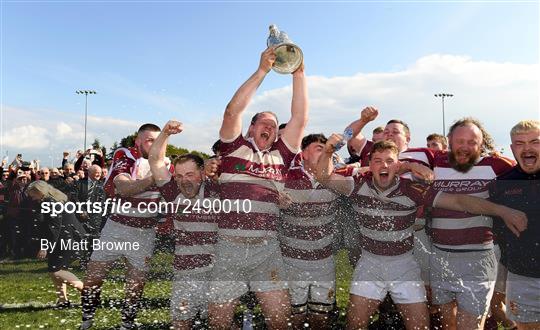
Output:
[75, 149, 105, 173]
[73, 165, 106, 268]
[5, 171, 29, 259]
[38, 167, 50, 182]
[63, 163, 75, 179]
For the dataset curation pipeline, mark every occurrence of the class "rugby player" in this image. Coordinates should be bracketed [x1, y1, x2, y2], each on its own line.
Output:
[280, 134, 339, 329]
[315, 137, 527, 330]
[148, 120, 218, 330]
[80, 124, 162, 330]
[207, 47, 308, 329]
[490, 120, 540, 330]
[429, 118, 517, 329]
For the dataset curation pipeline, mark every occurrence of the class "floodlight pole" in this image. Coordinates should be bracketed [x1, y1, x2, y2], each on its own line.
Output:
[434, 93, 453, 136]
[76, 90, 97, 151]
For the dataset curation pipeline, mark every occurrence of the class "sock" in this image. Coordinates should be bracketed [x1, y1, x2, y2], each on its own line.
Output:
[81, 286, 101, 321]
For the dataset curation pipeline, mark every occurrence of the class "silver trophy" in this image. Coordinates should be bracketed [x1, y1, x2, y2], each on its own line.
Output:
[267, 24, 303, 74]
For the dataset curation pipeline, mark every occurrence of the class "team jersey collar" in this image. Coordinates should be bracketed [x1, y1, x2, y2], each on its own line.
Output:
[247, 136, 272, 154]
[369, 175, 400, 197]
[289, 153, 319, 188]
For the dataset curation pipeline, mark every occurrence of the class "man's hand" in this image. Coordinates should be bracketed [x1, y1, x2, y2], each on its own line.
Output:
[162, 120, 184, 136]
[360, 106, 379, 123]
[325, 133, 344, 154]
[499, 206, 528, 237]
[292, 60, 305, 76]
[204, 157, 221, 181]
[398, 161, 434, 182]
[258, 47, 277, 74]
[277, 191, 293, 209]
[37, 250, 47, 259]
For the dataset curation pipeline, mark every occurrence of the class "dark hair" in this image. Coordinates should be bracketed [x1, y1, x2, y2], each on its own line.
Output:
[369, 140, 399, 160]
[448, 117, 495, 154]
[137, 123, 161, 134]
[173, 153, 204, 169]
[301, 134, 327, 150]
[426, 133, 448, 148]
[278, 123, 287, 130]
[250, 111, 279, 125]
[386, 119, 410, 137]
[211, 140, 221, 155]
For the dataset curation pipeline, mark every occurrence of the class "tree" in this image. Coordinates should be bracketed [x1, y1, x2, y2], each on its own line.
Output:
[107, 141, 119, 160]
[91, 138, 101, 150]
[91, 138, 107, 160]
[110, 132, 210, 162]
[120, 132, 137, 148]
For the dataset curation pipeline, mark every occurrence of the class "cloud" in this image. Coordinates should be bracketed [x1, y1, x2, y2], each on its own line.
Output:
[2, 125, 50, 149]
[56, 122, 73, 137]
[1, 54, 538, 163]
[249, 54, 539, 156]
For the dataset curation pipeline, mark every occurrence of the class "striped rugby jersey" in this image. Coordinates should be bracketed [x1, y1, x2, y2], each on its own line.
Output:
[430, 153, 515, 251]
[159, 177, 218, 274]
[340, 168, 440, 256]
[280, 154, 340, 262]
[104, 147, 162, 228]
[218, 135, 298, 237]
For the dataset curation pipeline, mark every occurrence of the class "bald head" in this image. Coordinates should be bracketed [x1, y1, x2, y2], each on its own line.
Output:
[88, 165, 102, 181]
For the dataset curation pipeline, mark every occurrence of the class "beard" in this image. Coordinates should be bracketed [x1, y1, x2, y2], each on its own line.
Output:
[448, 151, 479, 173]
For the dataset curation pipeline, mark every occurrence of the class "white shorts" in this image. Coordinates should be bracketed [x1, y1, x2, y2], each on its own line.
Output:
[284, 256, 336, 312]
[506, 272, 540, 324]
[90, 219, 155, 272]
[350, 251, 426, 304]
[171, 271, 211, 321]
[413, 228, 432, 285]
[430, 247, 496, 316]
[209, 238, 288, 303]
[494, 245, 508, 294]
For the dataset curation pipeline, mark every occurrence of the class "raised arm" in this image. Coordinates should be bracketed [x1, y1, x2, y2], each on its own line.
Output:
[281, 63, 308, 151]
[347, 106, 378, 154]
[315, 133, 354, 196]
[220, 48, 276, 141]
[113, 175, 154, 197]
[434, 193, 528, 237]
[149, 120, 183, 185]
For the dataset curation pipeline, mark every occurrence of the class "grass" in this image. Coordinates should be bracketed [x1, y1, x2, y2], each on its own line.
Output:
[0, 250, 355, 329]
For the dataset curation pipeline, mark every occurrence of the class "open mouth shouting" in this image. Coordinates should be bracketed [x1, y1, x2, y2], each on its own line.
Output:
[377, 169, 392, 187]
[520, 151, 538, 169]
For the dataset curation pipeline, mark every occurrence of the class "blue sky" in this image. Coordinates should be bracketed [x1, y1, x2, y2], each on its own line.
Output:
[1, 1, 539, 165]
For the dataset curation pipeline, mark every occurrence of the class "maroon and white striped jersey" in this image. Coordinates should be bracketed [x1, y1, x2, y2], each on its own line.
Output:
[159, 178, 218, 274]
[339, 168, 440, 256]
[104, 147, 162, 228]
[280, 155, 339, 262]
[430, 153, 515, 251]
[218, 135, 298, 237]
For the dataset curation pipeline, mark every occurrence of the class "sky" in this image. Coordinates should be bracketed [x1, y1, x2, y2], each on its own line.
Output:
[1, 1, 539, 167]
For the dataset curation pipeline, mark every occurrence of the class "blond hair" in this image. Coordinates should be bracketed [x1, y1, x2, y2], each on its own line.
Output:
[510, 120, 540, 137]
[27, 180, 68, 203]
